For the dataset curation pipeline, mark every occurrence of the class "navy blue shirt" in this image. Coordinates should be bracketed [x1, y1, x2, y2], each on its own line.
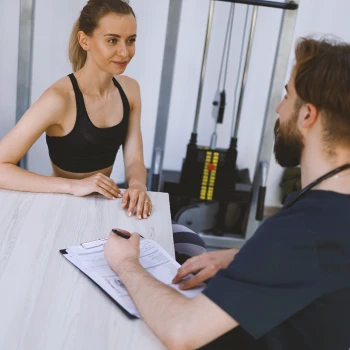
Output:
[202, 190, 350, 350]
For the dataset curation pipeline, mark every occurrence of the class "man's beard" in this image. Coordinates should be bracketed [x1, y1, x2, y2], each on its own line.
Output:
[274, 109, 304, 168]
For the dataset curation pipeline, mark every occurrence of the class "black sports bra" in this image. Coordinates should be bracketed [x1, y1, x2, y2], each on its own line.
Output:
[46, 73, 130, 173]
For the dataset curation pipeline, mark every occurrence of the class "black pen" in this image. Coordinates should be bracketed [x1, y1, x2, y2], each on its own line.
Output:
[112, 229, 144, 239]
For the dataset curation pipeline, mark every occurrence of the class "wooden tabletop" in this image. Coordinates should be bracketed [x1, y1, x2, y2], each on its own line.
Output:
[0, 189, 173, 350]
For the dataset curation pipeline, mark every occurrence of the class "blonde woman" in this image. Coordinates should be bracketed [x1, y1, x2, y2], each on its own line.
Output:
[0, 0, 152, 218]
[0, 0, 205, 259]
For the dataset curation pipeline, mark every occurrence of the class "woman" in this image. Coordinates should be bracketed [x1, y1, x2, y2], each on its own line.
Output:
[0, 0, 151, 219]
[0, 0, 206, 259]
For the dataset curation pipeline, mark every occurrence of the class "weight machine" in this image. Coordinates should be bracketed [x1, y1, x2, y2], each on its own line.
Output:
[148, 0, 300, 249]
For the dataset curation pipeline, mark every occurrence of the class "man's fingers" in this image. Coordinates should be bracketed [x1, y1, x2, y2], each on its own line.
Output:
[179, 270, 209, 290]
[130, 232, 141, 244]
[112, 228, 131, 236]
[172, 257, 201, 283]
[172, 267, 187, 284]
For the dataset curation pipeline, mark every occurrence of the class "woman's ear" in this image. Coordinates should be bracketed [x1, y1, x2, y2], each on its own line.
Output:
[77, 31, 89, 51]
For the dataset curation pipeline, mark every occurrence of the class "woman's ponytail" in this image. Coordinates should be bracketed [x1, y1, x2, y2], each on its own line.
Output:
[68, 19, 87, 72]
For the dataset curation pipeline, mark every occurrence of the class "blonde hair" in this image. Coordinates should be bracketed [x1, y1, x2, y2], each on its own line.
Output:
[68, 0, 135, 72]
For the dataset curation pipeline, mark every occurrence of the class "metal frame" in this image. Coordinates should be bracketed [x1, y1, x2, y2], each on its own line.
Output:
[16, 0, 36, 169]
[233, 5, 258, 139]
[216, 0, 298, 10]
[245, 0, 300, 240]
[150, 0, 300, 249]
[148, 0, 183, 191]
[192, 0, 215, 136]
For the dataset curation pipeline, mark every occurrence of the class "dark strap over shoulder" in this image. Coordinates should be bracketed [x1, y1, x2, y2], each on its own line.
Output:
[68, 73, 84, 112]
[112, 77, 131, 117]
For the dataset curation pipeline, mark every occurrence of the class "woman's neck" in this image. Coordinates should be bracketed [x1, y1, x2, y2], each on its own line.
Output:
[74, 63, 115, 98]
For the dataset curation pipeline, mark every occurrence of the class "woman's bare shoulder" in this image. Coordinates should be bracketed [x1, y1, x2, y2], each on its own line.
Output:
[34, 76, 75, 123]
[42, 77, 74, 105]
[114, 75, 140, 110]
[115, 74, 139, 88]
[114, 75, 140, 102]
[47, 75, 74, 98]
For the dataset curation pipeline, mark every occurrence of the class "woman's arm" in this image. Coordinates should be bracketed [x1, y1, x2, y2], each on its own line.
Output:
[0, 88, 120, 199]
[122, 77, 147, 188]
[0, 88, 74, 193]
[119, 77, 151, 218]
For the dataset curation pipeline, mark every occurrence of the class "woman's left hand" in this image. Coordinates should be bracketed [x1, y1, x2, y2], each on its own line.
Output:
[121, 183, 152, 220]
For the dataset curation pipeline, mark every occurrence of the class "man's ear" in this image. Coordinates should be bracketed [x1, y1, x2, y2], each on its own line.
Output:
[299, 103, 319, 129]
[77, 31, 89, 51]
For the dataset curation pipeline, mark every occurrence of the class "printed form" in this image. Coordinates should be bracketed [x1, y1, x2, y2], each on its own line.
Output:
[63, 238, 205, 318]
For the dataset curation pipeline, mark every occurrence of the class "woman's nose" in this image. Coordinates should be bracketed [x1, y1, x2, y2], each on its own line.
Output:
[117, 43, 128, 58]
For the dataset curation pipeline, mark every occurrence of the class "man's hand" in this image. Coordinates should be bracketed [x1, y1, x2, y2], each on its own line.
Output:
[104, 229, 141, 274]
[172, 249, 240, 290]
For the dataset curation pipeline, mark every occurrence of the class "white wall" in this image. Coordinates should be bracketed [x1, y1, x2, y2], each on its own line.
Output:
[27, 0, 86, 175]
[0, 0, 20, 140]
[266, 0, 350, 206]
[2, 0, 350, 206]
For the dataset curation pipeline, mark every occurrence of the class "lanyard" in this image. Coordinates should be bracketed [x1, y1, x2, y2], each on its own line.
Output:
[283, 164, 350, 209]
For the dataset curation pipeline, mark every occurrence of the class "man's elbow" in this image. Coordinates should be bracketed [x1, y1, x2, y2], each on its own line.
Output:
[163, 336, 193, 350]
[162, 326, 195, 350]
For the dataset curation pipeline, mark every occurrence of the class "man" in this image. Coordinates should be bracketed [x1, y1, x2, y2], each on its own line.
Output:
[104, 37, 350, 350]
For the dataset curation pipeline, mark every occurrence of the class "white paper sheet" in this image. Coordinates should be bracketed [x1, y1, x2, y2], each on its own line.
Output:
[63, 238, 205, 318]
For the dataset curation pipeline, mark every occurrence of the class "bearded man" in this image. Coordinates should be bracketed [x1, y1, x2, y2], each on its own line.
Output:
[104, 37, 350, 350]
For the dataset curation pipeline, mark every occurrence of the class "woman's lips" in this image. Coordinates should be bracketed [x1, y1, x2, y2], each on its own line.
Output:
[112, 61, 128, 67]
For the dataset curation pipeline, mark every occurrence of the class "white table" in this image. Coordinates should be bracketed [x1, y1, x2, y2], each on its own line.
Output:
[0, 189, 173, 350]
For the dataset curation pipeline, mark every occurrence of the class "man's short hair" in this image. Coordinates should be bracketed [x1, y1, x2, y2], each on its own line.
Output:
[294, 37, 350, 149]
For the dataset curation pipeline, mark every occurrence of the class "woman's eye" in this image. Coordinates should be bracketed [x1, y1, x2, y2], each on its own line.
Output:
[108, 39, 117, 44]
[128, 38, 136, 45]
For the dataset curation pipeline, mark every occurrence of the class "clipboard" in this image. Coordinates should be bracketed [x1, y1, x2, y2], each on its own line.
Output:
[60, 239, 138, 320]
[60, 237, 205, 321]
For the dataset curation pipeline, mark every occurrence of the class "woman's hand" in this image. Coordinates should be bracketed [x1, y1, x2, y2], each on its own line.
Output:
[172, 248, 240, 290]
[122, 182, 152, 220]
[70, 173, 122, 199]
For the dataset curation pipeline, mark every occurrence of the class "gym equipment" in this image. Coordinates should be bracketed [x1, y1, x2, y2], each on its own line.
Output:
[179, 1, 255, 205]
[210, 2, 235, 149]
[149, 0, 300, 248]
[169, 1, 253, 235]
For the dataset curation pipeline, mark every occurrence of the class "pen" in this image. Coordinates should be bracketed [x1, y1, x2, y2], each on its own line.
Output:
[112, 229, 144, 239]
